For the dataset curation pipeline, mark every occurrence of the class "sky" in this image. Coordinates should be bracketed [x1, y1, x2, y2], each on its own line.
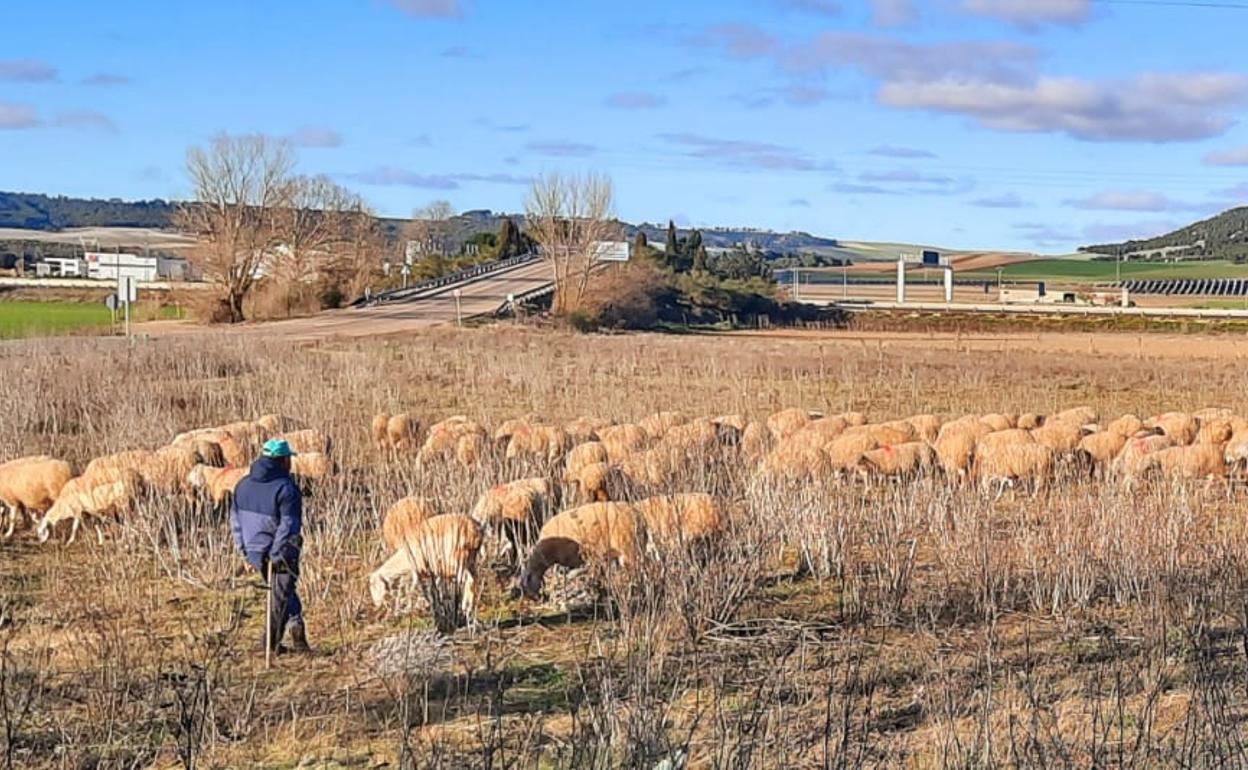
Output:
[3, 0, 1248, 254]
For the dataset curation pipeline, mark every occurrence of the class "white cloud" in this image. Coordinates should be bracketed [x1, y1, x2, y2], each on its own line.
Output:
[53, 110, 115, 131]
[0, 103, 39, 129]
[1204, 146, 1248, 166]
[0, 59, 57, 82]
[961, 0, 1092, 28]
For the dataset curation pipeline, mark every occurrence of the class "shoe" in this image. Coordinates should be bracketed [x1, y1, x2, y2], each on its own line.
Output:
[287, 619, 311, 654]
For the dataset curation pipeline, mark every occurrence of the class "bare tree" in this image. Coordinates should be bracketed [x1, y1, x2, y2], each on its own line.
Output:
[403, 200, 456, 258]
[269, 175, 370, 314]
[524, 171, 618, 315]
[176, 134, 294, 322]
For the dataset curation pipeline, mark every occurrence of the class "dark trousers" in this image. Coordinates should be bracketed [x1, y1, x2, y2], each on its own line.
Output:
[248, 553, 302, 648]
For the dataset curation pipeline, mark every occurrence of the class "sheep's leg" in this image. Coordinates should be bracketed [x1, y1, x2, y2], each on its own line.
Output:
[460, 570, 478, 627]
[95, 521, 105, 546]
[66, 516, 80, 546]
[2, 505, 15, 539]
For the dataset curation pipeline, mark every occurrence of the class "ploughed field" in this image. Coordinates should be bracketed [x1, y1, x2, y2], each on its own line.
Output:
[4, 327, 1248, 768]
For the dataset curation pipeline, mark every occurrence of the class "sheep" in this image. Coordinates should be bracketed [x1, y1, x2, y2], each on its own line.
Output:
[418, 419, 488, 466]
[904, 414, 942, 443]
[1051, 406, 1098, 426]
[291, 452, 333, 484]
[368, 514, 484, 634]
[186, 464, 248, 508]
[505, 424, 574, 463]
[739, 421, 773, 461]
[381, 495, 440, 551]
[800, 416, 849, 443]
[638, 411, 686, 440]
[1196, 418, 1235, 446]
[837, 411, 868, 427]
[975, 429, 1035, 457]
[456, 432, 488, 468]
[1112, 434, 1175, 478]
[933, 420, 992, 480]
[854, 442, 936, 481]
[0, 456, 73, 539]
[1194, 407, 1237, 421]
[826, 431, 880, 472]
[634, 493, 727, 556]
[85, 446, 196, 496]
[470, 477, 557, 565]
[1030, 421, 1086, 456]
[174, 429, 249, 467]
[278, 429, 332, 456]
[979, 413, 1017, 432]
[386, 413, 418, 452]
[565, 416, 608, 443]
[597, 423, 650, 462]
[567, 461, 614, 503]
[1016, 413, 1045, 430]
[518, 502, 644, 599]
[1106, 414, 1146, 438]
[37, 470, 143, 545]
[1076, 431, 1127, 473]
[618, 447, 680, 488]
[974, 443, 1055, 494]
[1138, 443, 1226, 482]
[372, 412, 391, 448]
[564, 441, 609, 481]
[656, 420, 721, 456]
[1148, 412, 1198, 446]
[760, 442, 833, 481]
[711, 414, 748, 432]
[853, 422, 915, 446]
[256, 414, 305, 434]
[766, 408, 816, 439]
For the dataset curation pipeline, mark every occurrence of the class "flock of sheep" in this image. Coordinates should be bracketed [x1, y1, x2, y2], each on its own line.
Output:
[3, 404, 1246, 633]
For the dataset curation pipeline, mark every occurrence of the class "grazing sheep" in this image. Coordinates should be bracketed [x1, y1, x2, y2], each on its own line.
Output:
[711, 414, 748, 432]
[1051, 406, 1098, 426]
[638, 411, 686, 439]
[386, 413, 418, 452]
[1139, 443, 1226, 482]
[766, 408, 817, 439]
[565, 441, 609, 481]
[372, 412, 391, 448]
[368, 514, 484, 634]
[761, 442, 833, 481]
[634, 493, 727, 555]
[566, 461, 615, 503]
[37, 471, 143, 545]
[975, 429, 1035, 457]
[740, 421, 773, 461]
[470, 477, 557, 564]
[1148, 412, 1198, 446]
[837, 411, 868, 427]
[456, 432, 488, 468]
[518, 502, 644, 599]
[505, 424, 574, 463]
[1016, 413, 1045, 430]
[656, 420, 721, 455]
[854, 442, 937, 480]
[256, 414, 304, 434]
[856, 422, 915, 446]
[291, 452, 333, 483]
[85, 446, 196, 496]
[1112, 434, 1175, 478]
[381, 496, 440, 551]
[825, 431, 880, 472]
[278, 429, 332, 456]
[186, 464, 248, 508]
[418, 419, 488, 466]
[974, 443, 1055, 493]
[933, 420, 992, 478]
[904, 414, 942, 443]
[1030, 421, 1086, 456]
[801, 416, 849, 443]
[597, 423, 650, 462]
[979, 413, 1017, 432]
[1106, 414, 1146, 438]
[565, 416, 610, 443]
[1076, 431, 1127, 472]
[0, 456, 73, 539]
[1196, 418, 1234, 446]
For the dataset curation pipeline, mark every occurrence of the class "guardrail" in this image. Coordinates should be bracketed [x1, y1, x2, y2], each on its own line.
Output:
[353, 252, 539, 307]
[810, 299, 1248, 319]
[493, 281, 555, 317]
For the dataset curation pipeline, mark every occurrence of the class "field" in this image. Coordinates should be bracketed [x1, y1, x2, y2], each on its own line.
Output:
[4, 327, 1248, 767]
[0, 300, 183, 339]
[959, 258, 1248, 283]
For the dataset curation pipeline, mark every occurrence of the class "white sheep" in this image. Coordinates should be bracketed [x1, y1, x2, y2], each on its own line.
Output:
[368, 514, 484, 634]
[0, 456, 73, 539]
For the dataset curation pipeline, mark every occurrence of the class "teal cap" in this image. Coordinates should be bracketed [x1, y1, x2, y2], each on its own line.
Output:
[261, 438, 297, 458]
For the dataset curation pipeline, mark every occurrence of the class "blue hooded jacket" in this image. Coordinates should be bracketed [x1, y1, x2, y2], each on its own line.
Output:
[230, 456, 303, 568]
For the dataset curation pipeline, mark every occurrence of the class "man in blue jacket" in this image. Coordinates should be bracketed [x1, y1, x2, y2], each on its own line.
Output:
[231, 438, 310, 654]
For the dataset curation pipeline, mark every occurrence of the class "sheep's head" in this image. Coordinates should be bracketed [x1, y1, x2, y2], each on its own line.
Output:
[518, 567, 543, 599]
[186, 464, 208, 489]
[369, 572, 392, 608]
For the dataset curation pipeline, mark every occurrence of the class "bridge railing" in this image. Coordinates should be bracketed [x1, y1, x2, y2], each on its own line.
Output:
[352, 252, 539, 307]
[493, 281, 556, 317]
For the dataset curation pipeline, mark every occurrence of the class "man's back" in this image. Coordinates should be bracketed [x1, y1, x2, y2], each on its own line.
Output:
[231, 455, 303, 566]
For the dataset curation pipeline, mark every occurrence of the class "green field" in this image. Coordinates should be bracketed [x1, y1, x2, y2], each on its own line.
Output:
[0, 301, 183, 339]
[960, 259, 1248, 283]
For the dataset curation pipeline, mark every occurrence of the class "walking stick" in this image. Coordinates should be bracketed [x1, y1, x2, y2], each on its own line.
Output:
[264, 559, 274, 670]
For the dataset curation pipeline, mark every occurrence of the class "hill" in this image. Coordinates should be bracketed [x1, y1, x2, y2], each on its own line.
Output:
[1081, 206, 1248, 261]
[0, 191, 177, 230]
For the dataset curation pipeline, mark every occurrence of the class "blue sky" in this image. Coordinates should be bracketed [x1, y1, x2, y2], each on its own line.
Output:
[3, 0, 1248, 253]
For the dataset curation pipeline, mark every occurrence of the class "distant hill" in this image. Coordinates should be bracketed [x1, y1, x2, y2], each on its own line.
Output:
[1081, 206, 1248, 260]
[0, 191, 178, 230]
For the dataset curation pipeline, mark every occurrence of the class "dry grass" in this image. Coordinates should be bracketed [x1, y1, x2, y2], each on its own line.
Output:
[3, 326, 1248, 768]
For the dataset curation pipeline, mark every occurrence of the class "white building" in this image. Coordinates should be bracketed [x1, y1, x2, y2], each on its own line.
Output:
[85, 252, 159, 282]
[36, 257, 86, 277]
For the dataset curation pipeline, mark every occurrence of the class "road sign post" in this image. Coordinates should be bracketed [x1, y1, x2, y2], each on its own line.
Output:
[453, 288, 463, 326]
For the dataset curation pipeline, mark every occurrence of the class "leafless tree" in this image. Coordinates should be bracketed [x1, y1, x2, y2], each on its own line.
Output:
[524, 171, 618, 315]
[403, 200, 456, 258]
[176, 134, 294, 322]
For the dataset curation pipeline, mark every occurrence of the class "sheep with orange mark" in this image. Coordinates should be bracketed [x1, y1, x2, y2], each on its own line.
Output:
[0, 456, 73, 539]
[1112, 434, 1175, 478]
[37, 470, 144, 545]
[656, 420, 721, 456]
[368, 514, 484, 633]
[854, 442, 937, 481]
[291, 452, 333, 485]
[518, 502, 644, 599]
[1147, 412, 1198, 446]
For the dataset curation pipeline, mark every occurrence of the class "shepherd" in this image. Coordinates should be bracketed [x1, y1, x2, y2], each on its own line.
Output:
[230, 438, 311, 655]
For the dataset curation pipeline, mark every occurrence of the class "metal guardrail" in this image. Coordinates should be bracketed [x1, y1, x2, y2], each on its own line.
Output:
[352, 252, 539, 307]
[810, 299, 1248, 319]
[493, 281, 555, 317]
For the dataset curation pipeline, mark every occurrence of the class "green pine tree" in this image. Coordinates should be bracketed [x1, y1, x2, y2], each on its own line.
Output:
[665, 220, 679, 260]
